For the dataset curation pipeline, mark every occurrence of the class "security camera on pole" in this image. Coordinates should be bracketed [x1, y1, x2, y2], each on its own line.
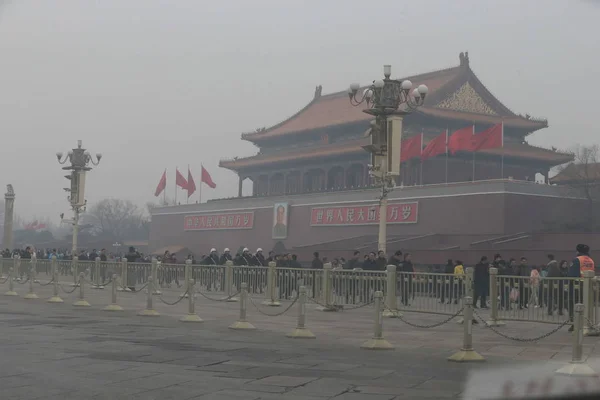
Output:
[56, 140, 102, 262]
[347, 66, 428, 253]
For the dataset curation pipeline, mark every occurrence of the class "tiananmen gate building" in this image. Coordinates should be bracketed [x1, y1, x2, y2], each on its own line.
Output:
[150, 53, 593, 266]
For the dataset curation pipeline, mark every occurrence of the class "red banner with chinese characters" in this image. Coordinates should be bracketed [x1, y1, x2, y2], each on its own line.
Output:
[184, 212, 254, 231]
[310, 202, 418, 226]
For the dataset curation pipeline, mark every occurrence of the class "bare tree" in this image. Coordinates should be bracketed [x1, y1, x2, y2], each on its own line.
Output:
[88, 199, 148, 241]
[555, 144, 600, 231]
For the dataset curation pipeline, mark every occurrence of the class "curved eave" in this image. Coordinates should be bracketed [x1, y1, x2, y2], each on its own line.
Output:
[416, 107, 548, 132]
[220, 140, 368, 171]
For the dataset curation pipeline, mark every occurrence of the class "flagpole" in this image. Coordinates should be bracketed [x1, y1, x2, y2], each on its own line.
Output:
[186, 164, 189, 204]
[199, 164, 203, 204]
[163, 169, 167, 205]
[501, 122, 504, 179]
[472, 125, 475, 182]
[419, 131, 424, 185]
[445, 128, 449, 185]
[175, 166, 178, 205]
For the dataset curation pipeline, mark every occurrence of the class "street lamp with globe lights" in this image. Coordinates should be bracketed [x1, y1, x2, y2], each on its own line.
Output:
[347, 65, 428, 254]
[56, 140, 102, 258]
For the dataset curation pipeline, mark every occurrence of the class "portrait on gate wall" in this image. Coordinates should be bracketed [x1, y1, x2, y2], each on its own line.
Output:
[272, 202, 289, 239]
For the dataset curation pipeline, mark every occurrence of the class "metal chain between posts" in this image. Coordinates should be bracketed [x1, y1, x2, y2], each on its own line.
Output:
[123, 282, 149, 294]
[36, 278, 55, 287]
[585, 317, 600, 333]
[340, 300, 375, 310]
[84, 277, 112, 287]
[249, 294, 299, 317]
[472, 308, 570, 342]
[387, 302, 465, 329]
[0, 275, 9, 284]
[157, 289, 190, 306]
[59, 283, 79, 294]
[16, 277, 30, 285]
[196, 290, 240, 302]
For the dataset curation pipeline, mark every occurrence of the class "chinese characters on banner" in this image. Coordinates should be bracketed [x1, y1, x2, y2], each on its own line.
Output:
[310, 202, 418, 226]
[184, 212, 254, 231]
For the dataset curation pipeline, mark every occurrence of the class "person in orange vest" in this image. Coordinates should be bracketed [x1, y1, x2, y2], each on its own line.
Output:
[567, 244, 595, 331]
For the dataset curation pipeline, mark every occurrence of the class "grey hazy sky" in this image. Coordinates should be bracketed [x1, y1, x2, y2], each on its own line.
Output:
[0, 0, 598, 222]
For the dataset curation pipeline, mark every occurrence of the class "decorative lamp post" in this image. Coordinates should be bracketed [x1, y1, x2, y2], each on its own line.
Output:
[56, 140, 102, 256]
[347, 65, 428, 253]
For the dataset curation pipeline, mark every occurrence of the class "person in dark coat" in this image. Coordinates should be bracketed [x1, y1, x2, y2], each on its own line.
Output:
[311, 252, 324, 269]
[219, 248, 232, 265]
[401, 253, 414, 306]
[124, 246, 140, 291]
[376, 251, 387, 270]
[346, 251, 361, 270]
[203, 248, 219, 265]
[253, 248, 266, 266]
[473, 256, 490, 309]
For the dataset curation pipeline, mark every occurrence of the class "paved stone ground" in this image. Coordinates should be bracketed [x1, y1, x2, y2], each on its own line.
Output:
[0, 279, 599, 399]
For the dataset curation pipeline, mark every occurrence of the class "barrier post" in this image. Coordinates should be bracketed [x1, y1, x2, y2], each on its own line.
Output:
[317, 262, 336, 312]
[151, 258, 161, 295]
[457, 267, 474, 325]
[24, 264, 38, 299]
[229, 282, 256, 330]
[448, 296, 485, 362]
[71, 255, 79, 286]
[118, 258, 131, 292]
[48, 256, 64, 303]
[181, 260, 192, 298]
[31, 253, 38, 283]
[383, 265, 399, 318]
[4, 267, 17, 296]
[104, 274, 124, 311]
[138, 276, 160, 316]
[180, 279, 203, 323]
[582, 270, 598, 336]
[287, 286, 316, 338]
[92, 257, 104, 289]
[73, 272, 91, 307]
[225, 260, 238, 302]
[262, 262, 280, 307]
[361, 291, 393, 350]
[486, 267, 505, 327]
[556, 303, 596, 376]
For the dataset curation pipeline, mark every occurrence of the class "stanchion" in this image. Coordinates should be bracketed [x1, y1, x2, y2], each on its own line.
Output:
[180, 279, 203, 323]
[4, 267, 18, 296]
[556, 303, 596, 376]
[181, 260, 191, 298]
[448, 296, 485, 362]
[138, 276, 160, 316]
[486, 267, 505, 327]
[31, 253, 39, 283]
[24, 265, 38, 299]
[48, 256, 64, 303]
[287, 286, 315, 339]
[104, 275, 124, 311]
[224, 261, 238, 302]
[317, 262, 336, 312]
[383, 265, 399, 318]
[262, 262, 280, 307]
[361, 291, 393, 350]
[151, 258, 161, 295]
[73, 272, 91, 307]
[71, 255, 79, 287]
[229, 283, 255, 330]
[457, 267, 474, 325]
[92, 257, 104, 289]
[582, 270, 598, 336]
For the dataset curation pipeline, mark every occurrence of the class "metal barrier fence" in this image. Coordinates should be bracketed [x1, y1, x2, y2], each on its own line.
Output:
[1, 257, 597, 326]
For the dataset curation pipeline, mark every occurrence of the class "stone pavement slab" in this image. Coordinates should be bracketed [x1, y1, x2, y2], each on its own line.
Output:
[0, 282, 598, 399]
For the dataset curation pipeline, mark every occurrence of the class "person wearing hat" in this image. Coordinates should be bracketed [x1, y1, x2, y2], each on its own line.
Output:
[202, 248, 219, 265]
[219, 248, 232, 265]
[567, 244, 594, 331]
[235, 248, 253, 266]
[253, 248, 266, 266]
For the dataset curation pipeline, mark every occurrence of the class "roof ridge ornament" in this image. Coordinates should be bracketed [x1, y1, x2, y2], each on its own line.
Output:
[314, 85, 322, 99]
[459, 51, 469, 67]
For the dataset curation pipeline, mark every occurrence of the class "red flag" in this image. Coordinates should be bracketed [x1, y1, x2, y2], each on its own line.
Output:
[187, 167, 196, 198]
[421, 130, 447, 160]
[154, 170, 167, 197]
[400, 133, 423, 162]
[175, 168, 188, 189]
[201, 165, 216, 189]
[448, 126, 475, 155]
[472, 123, 503, 151]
